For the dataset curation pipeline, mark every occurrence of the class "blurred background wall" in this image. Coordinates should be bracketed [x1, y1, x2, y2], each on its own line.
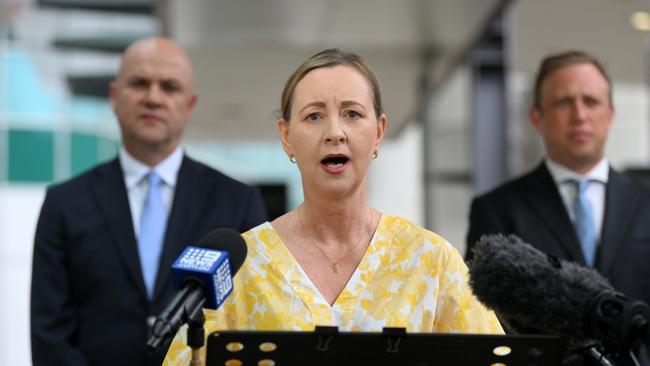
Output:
[1, 0, 649, 364]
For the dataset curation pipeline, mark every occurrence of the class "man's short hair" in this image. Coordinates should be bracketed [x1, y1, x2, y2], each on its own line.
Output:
[532, 50, 612, 110]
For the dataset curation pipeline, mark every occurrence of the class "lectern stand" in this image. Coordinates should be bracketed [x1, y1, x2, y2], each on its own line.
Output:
[205, 326, 564, 365]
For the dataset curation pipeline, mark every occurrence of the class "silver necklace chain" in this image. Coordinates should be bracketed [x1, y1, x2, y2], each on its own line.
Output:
[298, 205, 373, 274]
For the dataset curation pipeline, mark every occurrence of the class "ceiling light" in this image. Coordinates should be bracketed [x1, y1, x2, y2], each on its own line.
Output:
[631, 11, 650, 31]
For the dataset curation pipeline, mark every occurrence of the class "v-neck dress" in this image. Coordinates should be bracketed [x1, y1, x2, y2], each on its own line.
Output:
[163, 214, 503, 365]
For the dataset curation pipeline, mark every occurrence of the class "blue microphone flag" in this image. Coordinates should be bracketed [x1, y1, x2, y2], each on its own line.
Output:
[171, 246, 233, 309]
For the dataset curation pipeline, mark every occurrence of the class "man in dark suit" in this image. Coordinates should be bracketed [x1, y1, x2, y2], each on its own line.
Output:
[466, 51, 650, 363]
[30, 37, 267, 366]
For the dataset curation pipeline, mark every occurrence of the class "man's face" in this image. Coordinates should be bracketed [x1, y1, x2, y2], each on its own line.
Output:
[110, 41, 197, 159]
[530, 63, 613, 174]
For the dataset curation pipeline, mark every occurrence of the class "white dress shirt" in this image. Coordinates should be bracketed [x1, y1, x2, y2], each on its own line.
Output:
[119, 146, 184, 239]
[545, 158, 609, 241]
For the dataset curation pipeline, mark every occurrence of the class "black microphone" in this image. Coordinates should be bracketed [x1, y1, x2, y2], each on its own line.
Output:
[146, 228, 247, 351]
[467, 235, 649, 358]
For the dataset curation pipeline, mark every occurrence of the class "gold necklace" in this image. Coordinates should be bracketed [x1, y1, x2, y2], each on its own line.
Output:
[298, 205, 373, 274]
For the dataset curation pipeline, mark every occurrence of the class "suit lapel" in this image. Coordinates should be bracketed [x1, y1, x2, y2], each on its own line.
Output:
[153, 156, 212, 302]
[91, 159, 148, 303]
[522, 163, 587, 264]
[598, 169, 640, 275]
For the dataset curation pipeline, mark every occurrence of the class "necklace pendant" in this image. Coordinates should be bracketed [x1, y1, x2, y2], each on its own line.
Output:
[332, 262, 338, 273]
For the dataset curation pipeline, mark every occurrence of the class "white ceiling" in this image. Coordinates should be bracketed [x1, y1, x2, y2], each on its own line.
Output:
[511, 0, 649, 83]
[161, 0, 507, 141]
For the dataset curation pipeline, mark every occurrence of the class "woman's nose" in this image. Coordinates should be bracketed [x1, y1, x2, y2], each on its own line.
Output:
[324, 119, 346, 144]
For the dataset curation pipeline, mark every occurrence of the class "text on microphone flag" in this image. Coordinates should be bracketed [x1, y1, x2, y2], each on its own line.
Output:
[176, 247, 224, 272]
[214, 263, 233, 304]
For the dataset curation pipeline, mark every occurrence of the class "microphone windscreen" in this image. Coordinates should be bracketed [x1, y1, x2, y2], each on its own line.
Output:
[197, 228, 247, 274]
[468, 234, 612, 340]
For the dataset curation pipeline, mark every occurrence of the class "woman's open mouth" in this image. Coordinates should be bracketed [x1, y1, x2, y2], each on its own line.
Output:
[320, 155, 349, 173]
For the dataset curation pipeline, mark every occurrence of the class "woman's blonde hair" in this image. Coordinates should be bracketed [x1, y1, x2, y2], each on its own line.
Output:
[280, 48, 383, 121]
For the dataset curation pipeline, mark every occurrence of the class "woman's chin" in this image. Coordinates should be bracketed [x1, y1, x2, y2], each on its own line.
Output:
[310, 179, 364, 199]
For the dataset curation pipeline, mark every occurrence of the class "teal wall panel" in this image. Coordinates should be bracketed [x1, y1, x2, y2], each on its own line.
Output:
[70, 132, 98, 176]
[8, 130, 54, 182]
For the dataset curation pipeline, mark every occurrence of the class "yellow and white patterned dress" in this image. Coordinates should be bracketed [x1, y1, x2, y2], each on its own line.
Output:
[163, 214, 502, 365]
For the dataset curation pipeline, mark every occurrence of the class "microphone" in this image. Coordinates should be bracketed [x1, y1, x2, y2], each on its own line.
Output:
[146, 228, 247, 351]
[467, 235, 649, 357]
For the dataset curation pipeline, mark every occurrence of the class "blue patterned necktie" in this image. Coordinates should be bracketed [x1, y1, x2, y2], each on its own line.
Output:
[570, 179, 597, 267]
[139, 172, 167, 299]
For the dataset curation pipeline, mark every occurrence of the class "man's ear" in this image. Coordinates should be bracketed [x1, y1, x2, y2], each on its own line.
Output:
[181, 94, 198, 128]
[187, 93, 198, 111]
[109, 81, 118, 110]
[606, 102, 614, 130]
[529, 106, 544, 133]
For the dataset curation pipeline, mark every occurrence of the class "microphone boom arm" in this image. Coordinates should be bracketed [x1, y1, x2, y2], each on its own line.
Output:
[146, 281, 206, 351]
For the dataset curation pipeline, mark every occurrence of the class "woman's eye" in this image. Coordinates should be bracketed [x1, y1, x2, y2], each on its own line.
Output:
[306, 113, 320, 121]
[345, 111, 361, 119]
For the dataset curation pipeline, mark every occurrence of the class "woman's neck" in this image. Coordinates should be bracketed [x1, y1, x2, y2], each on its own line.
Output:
[299, 195, 372, 246]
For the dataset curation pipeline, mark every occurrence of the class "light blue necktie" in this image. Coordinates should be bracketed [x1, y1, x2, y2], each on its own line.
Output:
[139, 172, 167, 299]
[571, 179, 597, 267]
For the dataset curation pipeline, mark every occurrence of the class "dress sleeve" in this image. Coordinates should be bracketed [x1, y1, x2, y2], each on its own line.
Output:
[432, 243, 504, 334]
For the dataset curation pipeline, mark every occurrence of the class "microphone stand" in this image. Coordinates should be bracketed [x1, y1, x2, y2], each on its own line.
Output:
[186, 298, 206, 366]
[585, 292, 649, 366]
[575, 341, 644, 366]
[581, 343, 616, 366]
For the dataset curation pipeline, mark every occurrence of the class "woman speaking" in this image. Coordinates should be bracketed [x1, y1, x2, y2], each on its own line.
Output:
[164, 48, 502, 365]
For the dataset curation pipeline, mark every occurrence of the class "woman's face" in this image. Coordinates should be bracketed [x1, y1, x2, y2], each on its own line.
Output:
[279, 65, 386, 198]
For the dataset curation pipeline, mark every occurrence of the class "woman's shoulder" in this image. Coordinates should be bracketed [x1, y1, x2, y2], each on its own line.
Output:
[242, 221, 273, 240]
[379, 214, 452, 249]
[240, 221, 279, 255]
[376, 214, 466, 279]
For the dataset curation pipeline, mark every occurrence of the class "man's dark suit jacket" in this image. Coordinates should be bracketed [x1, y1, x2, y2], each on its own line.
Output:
[466, 162, 650, 364]
[30, 155, 267, 366]
[467, 162, 650, 306]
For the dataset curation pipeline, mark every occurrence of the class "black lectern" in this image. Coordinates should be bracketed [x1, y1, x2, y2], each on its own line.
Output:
[205, 326, 564, 365]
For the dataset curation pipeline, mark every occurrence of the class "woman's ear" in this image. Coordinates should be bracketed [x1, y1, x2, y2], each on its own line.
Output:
[278, 118, 294, 157]
[374, 113, 387, 151]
